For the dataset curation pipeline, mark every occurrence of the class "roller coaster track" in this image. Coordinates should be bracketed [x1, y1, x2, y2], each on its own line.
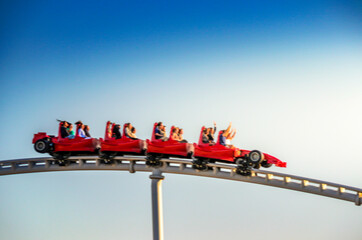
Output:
[1, 156, 361, 206]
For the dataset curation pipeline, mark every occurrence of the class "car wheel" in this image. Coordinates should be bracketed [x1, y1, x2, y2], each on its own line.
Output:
[261, 160, 272, 168]
[34, 139, 49, 153]
[248, 150, 264, 165]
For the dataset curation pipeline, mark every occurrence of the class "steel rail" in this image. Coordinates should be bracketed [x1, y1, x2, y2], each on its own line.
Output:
[0, 156, 361, 206]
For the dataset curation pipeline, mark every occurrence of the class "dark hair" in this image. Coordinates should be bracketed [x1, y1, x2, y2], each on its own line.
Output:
[157, 122, 162, 127]
[75, 121, 83, 125]
[131, 127, 135, 132]
[84, 125, 89, 129]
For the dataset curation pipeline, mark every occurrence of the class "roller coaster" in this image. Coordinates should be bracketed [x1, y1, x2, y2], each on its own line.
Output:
[1, 121, 360, 240]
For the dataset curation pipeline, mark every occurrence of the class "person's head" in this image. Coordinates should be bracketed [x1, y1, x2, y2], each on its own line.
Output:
[62, 121, 69, 127]
[75, 121, 83, 128]
[203, 128, 207, 134]
[68, 124, 73, 130]
[179, 128, 184, 135]
[157, 122, 164, 131]
[84, 125, 90, 131]
[114, 124, 120, 131]
[172, 128, 177, 133]
[131, 127, 136, 133]
[162, 125, 166, 131]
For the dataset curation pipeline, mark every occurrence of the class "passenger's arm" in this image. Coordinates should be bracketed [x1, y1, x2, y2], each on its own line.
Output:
[223, 122, 232, 136]
[230, 129, 236, 139]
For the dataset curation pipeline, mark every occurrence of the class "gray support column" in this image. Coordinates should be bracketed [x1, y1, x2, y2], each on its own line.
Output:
[149, 169, 165, 240]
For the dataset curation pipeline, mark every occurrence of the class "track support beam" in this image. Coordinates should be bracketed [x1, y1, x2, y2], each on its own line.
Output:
[150, 169, 165, 240]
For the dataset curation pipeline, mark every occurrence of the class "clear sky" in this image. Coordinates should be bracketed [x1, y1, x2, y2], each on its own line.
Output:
[0, 0, 361, 239]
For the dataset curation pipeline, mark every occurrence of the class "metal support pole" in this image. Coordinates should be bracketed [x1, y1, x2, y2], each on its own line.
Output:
[149, 169, 165, 240]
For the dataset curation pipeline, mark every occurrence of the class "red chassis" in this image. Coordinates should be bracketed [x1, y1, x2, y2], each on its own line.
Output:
[32, 122, 99, 162]
[146, 123, 193, 161]
[99, 121, 146, 163]
[192, 127, 286, 174]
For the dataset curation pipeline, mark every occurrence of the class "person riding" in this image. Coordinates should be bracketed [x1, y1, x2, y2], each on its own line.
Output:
[219, 122, 232, 146]
[202, 128, 210, 144]
[177, 128, 188, 143]
[225, 129, 236, 148]
[170, 127, 179, 141]
[207, 121, 217, 143]
[125, 123, 138, 140]
[75, 121, 87, 138]
[84, 125, 91, 137]
[155, 122, 168, 141]
[60, 121, 70, 138]
[112, 124, 122, 139]
[131, 127, 137, 137]
[67, 123, 75, 139]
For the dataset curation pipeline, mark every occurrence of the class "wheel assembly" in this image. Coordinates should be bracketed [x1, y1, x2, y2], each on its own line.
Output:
[235, 158, 252, 176]
[248, 150, 264, 167]
[146, 154, 163, 167]
[53, 152, 71, 166]
[100, 152, 117, 164]
[236, 167, 252, 176]
[34, 139, 50, 153]
[192, 158, 209, 171]
[261, 160, 272, 168]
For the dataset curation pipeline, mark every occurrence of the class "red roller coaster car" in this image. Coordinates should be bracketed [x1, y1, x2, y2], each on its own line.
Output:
[192, 127, 286, 175]
[99, 121, 147, 163]
[32, 122, 99, 165]
[145, 123, 194, 165]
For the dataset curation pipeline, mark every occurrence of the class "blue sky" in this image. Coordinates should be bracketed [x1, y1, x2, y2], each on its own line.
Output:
[0, 1, 361, 239]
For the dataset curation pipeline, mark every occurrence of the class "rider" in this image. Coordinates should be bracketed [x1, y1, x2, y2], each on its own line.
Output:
[60, 121, 70, 138]
[219, 122, 232, 146]
[84, 125, 91, 137]
[125, 123, 137, 140]
[112, 124, 122, 139]
[170, 127, 179, 141]
[202, 128, 210, 144]
[155, 122, 168, 141]
[207, 121, 217, 144]
[67, 123, 75, 139]
[75, 121, 87, 138]
[178, 128, 188, 143]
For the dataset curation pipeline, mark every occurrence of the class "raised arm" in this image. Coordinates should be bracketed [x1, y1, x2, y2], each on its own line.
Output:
[230, 129, 237, 139]
[223, 122, 232, 136]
